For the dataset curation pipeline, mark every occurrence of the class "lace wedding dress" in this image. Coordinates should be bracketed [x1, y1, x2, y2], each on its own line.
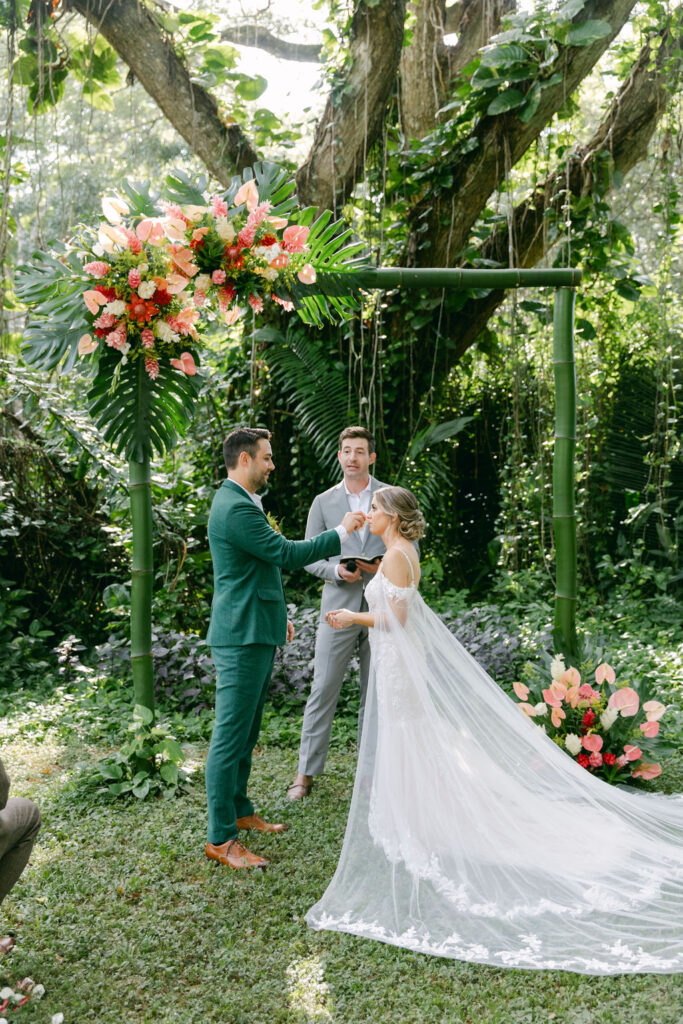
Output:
[306, 554, 683, 974]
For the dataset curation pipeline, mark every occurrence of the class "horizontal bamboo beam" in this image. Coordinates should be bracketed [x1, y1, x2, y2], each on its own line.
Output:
[344, 267, 582, 290]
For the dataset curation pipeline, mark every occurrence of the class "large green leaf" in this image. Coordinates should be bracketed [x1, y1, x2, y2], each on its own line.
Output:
[226, 161, 299, 219]
[88, 349, 202, 462]
[164, 169, 209, 207]
[17, 248, 90, 371]
[261, 327, 354, 476]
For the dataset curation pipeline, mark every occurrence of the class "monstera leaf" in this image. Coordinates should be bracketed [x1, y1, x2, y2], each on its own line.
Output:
[260, 326, 355, 476]
[88, 348, 202, 462]
[17, 247, 90, 372]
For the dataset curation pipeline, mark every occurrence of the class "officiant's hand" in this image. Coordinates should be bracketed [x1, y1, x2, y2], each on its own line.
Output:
[338, 564, 361, 583]
[341, 510, 366, 534]
[286, 620, 295, 643]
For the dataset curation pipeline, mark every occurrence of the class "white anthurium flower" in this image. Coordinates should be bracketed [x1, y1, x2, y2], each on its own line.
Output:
[137, 280, 156, 299]
[600, 707, 618, 730]
[101, 195, 129, 224]
[104, 300, 126, 316]
[564, 734, 582, 756]
[182, 204, 207, 222]
[215, 217, 236, 242]
[533, 702, 548, 716]
[195, 273, 212, 292]
[550, 655, 566, 682]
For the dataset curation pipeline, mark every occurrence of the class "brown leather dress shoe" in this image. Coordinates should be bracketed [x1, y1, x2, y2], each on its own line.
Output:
[205, 839, 268, 869]
[235, 813, 288, 834]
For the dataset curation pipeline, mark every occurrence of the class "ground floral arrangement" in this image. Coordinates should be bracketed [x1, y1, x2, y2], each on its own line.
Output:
[78, 179, 318, 381]
[513, 656, 667, 784]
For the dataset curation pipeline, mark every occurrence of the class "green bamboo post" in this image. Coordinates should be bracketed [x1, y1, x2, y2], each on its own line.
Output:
[129, 455, 155, 715]
[552, 287, 579, 661]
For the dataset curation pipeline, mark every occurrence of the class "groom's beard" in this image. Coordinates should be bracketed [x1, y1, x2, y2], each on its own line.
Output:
[248, 468, 270, 493]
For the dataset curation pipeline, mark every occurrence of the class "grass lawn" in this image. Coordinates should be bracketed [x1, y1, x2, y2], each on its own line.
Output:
[1, 711, 683, 1024]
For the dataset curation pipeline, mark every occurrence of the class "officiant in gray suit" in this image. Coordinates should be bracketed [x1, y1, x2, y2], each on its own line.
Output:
[287, 426, 389, 800]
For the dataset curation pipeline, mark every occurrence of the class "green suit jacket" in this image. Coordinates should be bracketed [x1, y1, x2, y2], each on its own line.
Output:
[207, 479, 341, 647]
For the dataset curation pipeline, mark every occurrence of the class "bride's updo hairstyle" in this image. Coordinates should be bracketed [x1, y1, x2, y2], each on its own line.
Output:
[374, 486, 426, 541]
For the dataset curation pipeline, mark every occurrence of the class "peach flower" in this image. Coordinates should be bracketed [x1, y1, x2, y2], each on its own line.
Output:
[513, 682, 530, 702]
[582, 734, 603, 752]
[551, 707, 566, 728]
[643, 700, 666, 722]
[78, 334, 98, 356]
[607, 687, 640, 718]
[632, 762, 662, 781]
[623, 744, 642, 762]
[83, 290, 109, 315]
[234, 179, 259, 211]
[560, 667, 581, 687]
[169, 351, 197, 376]
[595, 662, 616, 685]
[639, 720, 660, 738]
[282, 225, 310, 253]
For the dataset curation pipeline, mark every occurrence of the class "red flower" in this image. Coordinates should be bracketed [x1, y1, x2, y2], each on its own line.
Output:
[577, 753, 590, 768]
[95, 285, 116, 301]
[189, 237, 205, 250]
[152, 288, 172, 307]
[582, 709, 596, 727]
[603, 752, 616, 766]
[127, 293, 159, 324]
[260, 233, 277, 246]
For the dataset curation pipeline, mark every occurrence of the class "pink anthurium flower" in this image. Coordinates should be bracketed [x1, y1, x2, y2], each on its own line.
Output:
[297, 263, 317, 284]
[163, 216, 188, 242]
[513, 682, 529, 701]
[136, 218, 165, 243]
[643, 700, 666, 722]
[607, 687, 640, 717]
[270, 253, 289, 270]
[623, 744, 642, 761]
[101, 195, 129, 224]
[171, 247, 198, 278]
[639, 720, 660, 738]
[551, 707, 566, 728]
[542, 687, 562, 708]
[224, 307, 244, 325]
[560, 667, 581, 687]
[632, 762, 662, 780]
[283, 225, 310, 253]
[518, 703, 537, 717]
[83, 290, 109, 314]
[234, 179, 259, 211]
[582, 733, 603, 752]
[166, 273, 190, 295]
[595, 662, 616, 685]
[78, 333, 98, 356]
[267, 215, 289, 230]
[170, 351, 197, 376]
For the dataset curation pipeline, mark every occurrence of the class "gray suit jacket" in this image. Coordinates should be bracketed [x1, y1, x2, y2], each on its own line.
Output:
[304, 477, 390, 618]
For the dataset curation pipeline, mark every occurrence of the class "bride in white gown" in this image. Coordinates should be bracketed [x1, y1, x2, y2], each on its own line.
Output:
[306, 486, 683, 975]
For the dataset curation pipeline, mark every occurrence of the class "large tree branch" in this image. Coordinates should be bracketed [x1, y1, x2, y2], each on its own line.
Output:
[66, 0, 258, 184]
[296, 0, 406, 211]
[413, 20, 682, 379]
[400, 0, 513, 144]
[219, 25, 322, 63]
[409, 0, 638, 267]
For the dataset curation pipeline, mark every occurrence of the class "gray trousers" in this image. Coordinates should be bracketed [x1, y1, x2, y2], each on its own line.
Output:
[297, 616, 371, 776]
[0, 796, 41, 904]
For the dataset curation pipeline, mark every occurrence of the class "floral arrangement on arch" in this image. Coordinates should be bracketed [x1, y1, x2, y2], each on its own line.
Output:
[513, 655, 668, 784]
[77, 180, 319, 381]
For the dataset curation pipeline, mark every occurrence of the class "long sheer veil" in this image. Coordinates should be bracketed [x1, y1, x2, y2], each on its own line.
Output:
[306, 572, 683, 974]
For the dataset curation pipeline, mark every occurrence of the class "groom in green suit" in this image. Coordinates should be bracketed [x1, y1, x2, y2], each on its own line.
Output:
[205, 426, 364, 869]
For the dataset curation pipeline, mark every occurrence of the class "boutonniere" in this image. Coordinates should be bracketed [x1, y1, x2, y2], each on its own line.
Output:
[266, 511, 282, 533]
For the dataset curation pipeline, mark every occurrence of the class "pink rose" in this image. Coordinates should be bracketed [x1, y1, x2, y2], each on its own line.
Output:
[237, 228, 256, 248]
[94, 312, 117, 330]
[577, 683, 595, 699]
[212, 269, 227, 285]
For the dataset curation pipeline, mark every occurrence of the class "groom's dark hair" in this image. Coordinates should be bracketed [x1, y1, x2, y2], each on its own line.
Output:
[339, 425, 376, 454]
[223, 427, 271, 469]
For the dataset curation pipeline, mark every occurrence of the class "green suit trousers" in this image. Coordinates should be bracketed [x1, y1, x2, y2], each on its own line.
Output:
[205, 644, 276, 844]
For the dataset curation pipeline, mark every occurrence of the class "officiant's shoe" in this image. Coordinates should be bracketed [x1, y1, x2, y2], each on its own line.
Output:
[236, 814, 288, 834]
[205, 839, 268, 870]
[286, 774, 313, 801]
